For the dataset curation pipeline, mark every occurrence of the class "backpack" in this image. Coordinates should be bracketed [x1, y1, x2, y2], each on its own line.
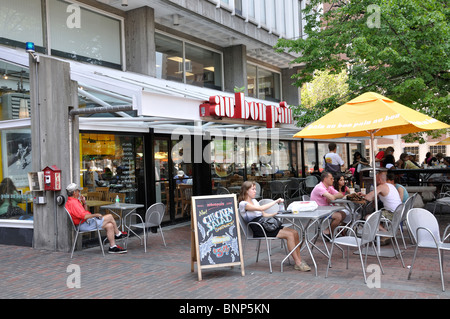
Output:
[323, 155, 341, 173]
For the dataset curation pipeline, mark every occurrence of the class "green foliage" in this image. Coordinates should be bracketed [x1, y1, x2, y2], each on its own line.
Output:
[301, 69, 349, 109]
[234, 86, 246, 93]
[276, 0, 450, 137]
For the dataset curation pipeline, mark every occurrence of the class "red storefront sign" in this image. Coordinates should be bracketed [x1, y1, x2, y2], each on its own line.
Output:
[199, 92, 293, 129]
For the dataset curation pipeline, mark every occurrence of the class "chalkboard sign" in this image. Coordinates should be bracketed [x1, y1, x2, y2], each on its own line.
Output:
[191, 194, 245, 281]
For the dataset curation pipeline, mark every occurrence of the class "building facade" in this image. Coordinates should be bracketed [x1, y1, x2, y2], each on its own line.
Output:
[1, 0, 369, 249]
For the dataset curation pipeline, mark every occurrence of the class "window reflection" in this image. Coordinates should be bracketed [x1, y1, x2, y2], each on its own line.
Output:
[80, 133, 143, 204]
[156, 33, 223, 90]
[155, 33, 184, 83]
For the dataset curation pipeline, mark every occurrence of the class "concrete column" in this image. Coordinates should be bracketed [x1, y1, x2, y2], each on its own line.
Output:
[29, 55, 79, 252]
[223, 45, 247, 94]
[125, 6, 156, 77]
[281, 67, 301, 106]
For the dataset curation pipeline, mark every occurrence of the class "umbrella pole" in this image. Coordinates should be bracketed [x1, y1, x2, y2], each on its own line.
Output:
[370, 131, 378, 211]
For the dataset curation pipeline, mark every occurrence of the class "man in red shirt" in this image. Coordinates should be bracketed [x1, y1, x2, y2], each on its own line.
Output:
[65, 183, 127, 254]
[375, 146, 394, 167]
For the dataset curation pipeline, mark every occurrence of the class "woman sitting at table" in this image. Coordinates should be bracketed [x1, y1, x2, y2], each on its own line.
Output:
[386, 171, 409, 203]
[238, 181, 311, 272]
[333, 173, 350, 196]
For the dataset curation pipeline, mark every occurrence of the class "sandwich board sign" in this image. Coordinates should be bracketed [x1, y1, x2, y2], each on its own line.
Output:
[191, 194, 245, 281]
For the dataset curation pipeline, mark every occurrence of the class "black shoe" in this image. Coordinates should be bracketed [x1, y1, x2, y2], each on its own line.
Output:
[115, 231, 128, 239]
[108, 245, 127, 254]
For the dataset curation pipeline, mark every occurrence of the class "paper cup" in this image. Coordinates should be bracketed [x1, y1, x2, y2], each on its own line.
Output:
[360, 188, 366, 195]
[349, 188, 355, 194]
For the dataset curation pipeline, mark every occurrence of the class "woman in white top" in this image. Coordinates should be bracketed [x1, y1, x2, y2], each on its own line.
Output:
[238, 181, 311, 272]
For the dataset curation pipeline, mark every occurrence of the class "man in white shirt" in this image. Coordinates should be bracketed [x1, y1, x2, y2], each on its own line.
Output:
[363, 170, 402, 245]
[323, 143, 345, 173]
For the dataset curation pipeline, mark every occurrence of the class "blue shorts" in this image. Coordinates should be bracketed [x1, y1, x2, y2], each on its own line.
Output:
[79, 217, 104, 232]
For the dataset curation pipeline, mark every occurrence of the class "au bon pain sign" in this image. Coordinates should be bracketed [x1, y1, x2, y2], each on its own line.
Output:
[199, 92, 293, 129]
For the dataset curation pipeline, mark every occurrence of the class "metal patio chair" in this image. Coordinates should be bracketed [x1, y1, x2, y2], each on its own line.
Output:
[407, 208, 450, 292]
[326, 210, 384, 284]
[125, 202, 167, 252]
[238, 210, 287, 274]
[65, 207, 104, 258]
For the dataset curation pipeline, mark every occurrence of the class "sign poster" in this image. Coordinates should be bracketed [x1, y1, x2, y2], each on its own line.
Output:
[191, 194, 245, 281]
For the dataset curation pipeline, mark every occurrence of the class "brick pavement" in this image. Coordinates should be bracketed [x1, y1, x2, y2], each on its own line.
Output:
[1, 203, 450, 303]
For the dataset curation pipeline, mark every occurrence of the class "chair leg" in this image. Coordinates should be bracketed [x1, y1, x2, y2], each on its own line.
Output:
[357, 245, 367, 284]
[408, 244, 419, 280]
[372, 242, 384, 274]
[159, 225, 167, 247]
[256, 241, 261, 262]
[325, 241, 335, 278]
[392, 236, 405, 267]
[142, 227, 147, 253]
[71, 231, 80, 259]
[438, 248, 445, 292]
[264, 239, 273, 274]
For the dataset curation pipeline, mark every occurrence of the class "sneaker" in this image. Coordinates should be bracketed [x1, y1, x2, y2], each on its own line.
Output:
[115, 231, 128, 239]
[108, 245, 127, 254]
[294, 261, 311, 272]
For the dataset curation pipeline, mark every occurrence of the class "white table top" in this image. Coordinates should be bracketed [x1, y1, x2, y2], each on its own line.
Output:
[280, 205, 339, 220]
[101, 203, 145, 210]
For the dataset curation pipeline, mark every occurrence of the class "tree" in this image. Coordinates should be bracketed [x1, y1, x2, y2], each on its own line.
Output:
[276, 0, 449, 138]
[298, 69, 349, 125]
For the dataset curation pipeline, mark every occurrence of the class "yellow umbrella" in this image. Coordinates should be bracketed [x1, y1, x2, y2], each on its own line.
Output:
[436, 137, 450, 145]
[294, 92, 450, 210]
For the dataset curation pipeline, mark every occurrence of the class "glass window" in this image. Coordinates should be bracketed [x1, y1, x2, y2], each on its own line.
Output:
[246, 64, 257, 98]
[0, 128, 33, 220]
[48, 0, 122, 68]
[0, 61, 31, 121]
[303, 142, 317, 175]
[258, 67, 281, 102]
[80, 133, 144, 204]
[430, 145, 446, 157]
[211, 137, 241, 192]
[156, 33, 223, 90]
[154, 139, 169, 214]
[245, 138, 272, 195]
[248, 0, 256, 19]
[247, 64, 281, 102]
[272, 140, 291, 179]
[0, 0, 44, 49]
[235, 0, 243, 15]
[185, 43, 222, 90]
[319, 142, 348, 171]
[155, 33, 184, 83]
[260, 0, 267, 25]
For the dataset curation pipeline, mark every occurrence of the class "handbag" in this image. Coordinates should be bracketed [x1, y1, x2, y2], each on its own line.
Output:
[258, 217, 282, 232]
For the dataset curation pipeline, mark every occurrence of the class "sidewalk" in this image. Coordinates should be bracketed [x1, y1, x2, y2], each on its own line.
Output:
[1, 203, 450, 301]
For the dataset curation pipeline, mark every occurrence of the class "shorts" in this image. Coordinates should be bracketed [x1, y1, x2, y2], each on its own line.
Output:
[249, 217, 283, 238]
[381, 209, 394, 221]
[79, 217, 104, 232]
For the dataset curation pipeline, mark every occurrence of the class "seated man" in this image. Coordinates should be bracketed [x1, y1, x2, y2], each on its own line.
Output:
[362, 170, 402, 245]
[310, 171, 347, 236]
[363, 170, 402, 214]
[65, 183, 127, 254]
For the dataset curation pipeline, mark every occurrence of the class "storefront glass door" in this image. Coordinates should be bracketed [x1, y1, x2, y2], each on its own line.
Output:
[154, 136, 192, 222]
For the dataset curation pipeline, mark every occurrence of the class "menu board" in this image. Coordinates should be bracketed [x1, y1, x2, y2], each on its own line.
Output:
[191, 194, 245, 281]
